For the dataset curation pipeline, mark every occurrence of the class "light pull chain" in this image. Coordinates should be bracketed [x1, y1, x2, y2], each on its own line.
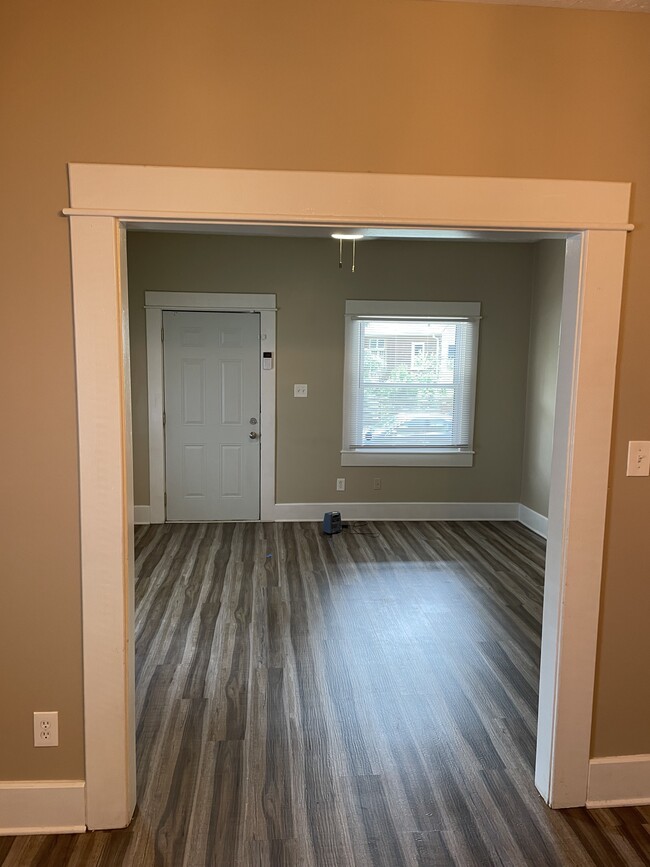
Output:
[332, 233, 362, 272]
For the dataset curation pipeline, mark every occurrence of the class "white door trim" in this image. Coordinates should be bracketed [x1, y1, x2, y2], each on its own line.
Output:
[144, 291, 277, 523]
[65, 164, 630, 829]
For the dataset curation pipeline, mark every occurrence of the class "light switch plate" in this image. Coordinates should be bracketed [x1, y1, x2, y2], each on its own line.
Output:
[294, 384, 308, 398]
[627, 441, 650, 476]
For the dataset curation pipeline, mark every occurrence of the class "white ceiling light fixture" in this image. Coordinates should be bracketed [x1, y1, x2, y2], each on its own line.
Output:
[332, 232, 365, 272]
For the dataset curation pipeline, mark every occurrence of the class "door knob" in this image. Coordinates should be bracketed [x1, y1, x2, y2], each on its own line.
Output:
[249, 431, 258, 439]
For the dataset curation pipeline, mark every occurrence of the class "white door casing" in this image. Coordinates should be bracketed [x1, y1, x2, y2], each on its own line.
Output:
[163, 310, 261, 521]
[65, 165, 631, 830]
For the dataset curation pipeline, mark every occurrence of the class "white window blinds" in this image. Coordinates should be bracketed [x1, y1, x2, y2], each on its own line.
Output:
[342, 301, 480, 456]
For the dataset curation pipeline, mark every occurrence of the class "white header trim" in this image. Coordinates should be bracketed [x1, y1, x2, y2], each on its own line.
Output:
[66, 164, 632, 231]
[145, 290, 276, 311]
[345, 300, 481, 318]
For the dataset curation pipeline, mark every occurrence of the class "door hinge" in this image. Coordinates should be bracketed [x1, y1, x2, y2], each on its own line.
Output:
[162, 410, 166, 427]
[164, 492, 167, 506]
[161, 326, 164, 343]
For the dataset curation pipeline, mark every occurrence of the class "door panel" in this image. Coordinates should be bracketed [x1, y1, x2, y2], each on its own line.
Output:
[182, 359, 205, 424]
[164, 310, 260, 521]
[221, 360, 243, 424]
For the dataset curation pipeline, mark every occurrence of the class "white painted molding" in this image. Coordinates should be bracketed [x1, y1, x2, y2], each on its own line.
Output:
[345, 299, 481, 317]
[273, 501, 519, 522]
[69, 215, 136, 831]
[535, 230, 627, 808]
[64, 164, 630, 824]
[145, 290, 276, 311]
[518, 504, 548, 539]
[341, 451, 474, 468]
[0, 780, 86, 836]
[146, 308, 165, 524]
[130, 501, 554, 527]
[66, 165, 632, 231]
[134, 505, 151, 525]
[587, 755, 650, 808]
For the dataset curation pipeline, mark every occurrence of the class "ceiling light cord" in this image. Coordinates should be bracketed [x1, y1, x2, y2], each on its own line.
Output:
[332, 232, 364, 272]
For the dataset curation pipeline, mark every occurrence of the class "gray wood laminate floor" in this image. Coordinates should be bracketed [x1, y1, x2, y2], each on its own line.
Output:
[2, 521, 649, 866]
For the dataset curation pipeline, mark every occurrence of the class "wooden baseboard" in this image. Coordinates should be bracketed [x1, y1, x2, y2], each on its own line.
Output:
[272, 501, 520, 522]
[587, 755, 650, 807]
[517, 504, 548, 539]
[0, 780, 86, 836]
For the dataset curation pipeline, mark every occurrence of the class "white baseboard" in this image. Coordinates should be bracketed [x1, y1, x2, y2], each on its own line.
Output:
[136, 499, 545, 530]
[273, 501, 520, 522]
[517, 503, 548, 538]
[0, 780, 86, 835]
[134, 505, 151, 525]
[586, 755, 650, 808]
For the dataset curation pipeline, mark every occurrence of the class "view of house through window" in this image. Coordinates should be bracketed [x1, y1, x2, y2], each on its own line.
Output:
[342, 301, 480, 466]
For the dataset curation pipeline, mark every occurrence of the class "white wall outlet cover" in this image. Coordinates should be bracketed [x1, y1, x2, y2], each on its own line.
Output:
[294, 384, 308, 397]
[336, 478, 346, 491]
[627, 441, 650, 476]
[34, 711, 59, 747]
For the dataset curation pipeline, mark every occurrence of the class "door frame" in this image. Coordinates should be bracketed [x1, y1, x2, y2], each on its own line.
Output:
[65, 163, 631, 829]
[145, 291, 277, 523]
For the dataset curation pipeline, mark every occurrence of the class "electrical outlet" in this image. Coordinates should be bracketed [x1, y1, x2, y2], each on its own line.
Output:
[293, 384, 308, 398]
[336, 478, 346, 492]
[34, 711, 59, 747]
[373, 477, 381, 491]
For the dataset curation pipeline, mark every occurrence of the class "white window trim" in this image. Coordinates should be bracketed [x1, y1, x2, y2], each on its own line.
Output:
[345, 300, 481, 317]
[342, 299, 480, 467]
[63, 163, 631, 829]
[341, 450, 474, 467]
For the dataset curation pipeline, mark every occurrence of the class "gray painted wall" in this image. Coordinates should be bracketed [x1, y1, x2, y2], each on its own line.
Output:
[127, 232, 536, 506]
[520, 240, 565, 518]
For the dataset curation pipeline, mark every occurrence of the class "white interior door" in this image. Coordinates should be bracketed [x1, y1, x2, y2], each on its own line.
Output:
[163, 310, 260, 521]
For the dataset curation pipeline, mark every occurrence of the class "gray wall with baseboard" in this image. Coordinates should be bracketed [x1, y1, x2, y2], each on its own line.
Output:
[127, 232, 538, 506]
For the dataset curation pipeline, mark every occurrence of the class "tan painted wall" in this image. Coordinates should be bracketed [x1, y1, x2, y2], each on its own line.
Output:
[1, 0, 649, 780]
[520, 241, 565, 518]
[127, 232, 534, 506]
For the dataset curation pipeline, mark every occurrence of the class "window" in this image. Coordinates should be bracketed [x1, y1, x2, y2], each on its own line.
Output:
[342, 300, 480, 467]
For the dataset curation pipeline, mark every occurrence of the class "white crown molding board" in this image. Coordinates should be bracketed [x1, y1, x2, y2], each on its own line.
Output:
[66, 165, 632, 231]
[518, 504, 549, 539]
[587, 755, 650, 808]
[134, 505, 151, 525]
[0, 781, 86, 836]
[273, 502, 519, 522]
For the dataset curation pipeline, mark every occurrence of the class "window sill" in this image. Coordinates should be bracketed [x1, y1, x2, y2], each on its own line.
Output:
[340, 450, 474, 468]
